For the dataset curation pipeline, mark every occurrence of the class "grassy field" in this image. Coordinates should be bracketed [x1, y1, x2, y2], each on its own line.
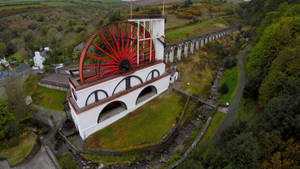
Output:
[85, 92, 183, 150]
[165, 14, 190, 30]
[0, 132, 36, 165]
[0, 0, 73, 9]
[23, 75, 66, 111]
[177, 50, 217, 98]
[166, 16, 230, 43]
[217, 65, 239, 104]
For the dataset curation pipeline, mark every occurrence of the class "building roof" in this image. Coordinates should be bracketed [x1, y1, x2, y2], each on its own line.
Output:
[13, 64, 30, 74]
[0, 70, 8, 80]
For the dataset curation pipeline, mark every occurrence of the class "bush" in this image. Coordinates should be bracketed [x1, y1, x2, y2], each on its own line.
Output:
[218, 83, 228, 94]
[37, 14, 45, 22]
[224, 58, 237, 69]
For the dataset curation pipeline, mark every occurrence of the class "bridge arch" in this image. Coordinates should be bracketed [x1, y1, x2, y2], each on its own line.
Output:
[97, 101, 127, 123]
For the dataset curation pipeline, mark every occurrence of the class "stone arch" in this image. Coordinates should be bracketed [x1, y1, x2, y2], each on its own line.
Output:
[97, 101, 127, 123]
[112, 75, 143, 95]
[136, 85, 157, 105]
[85, 90, 108, 106]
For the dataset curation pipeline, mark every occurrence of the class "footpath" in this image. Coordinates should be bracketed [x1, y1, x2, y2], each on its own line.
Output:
[212, 45, 251, 142]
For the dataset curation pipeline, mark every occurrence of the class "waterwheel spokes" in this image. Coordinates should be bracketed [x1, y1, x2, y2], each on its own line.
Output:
[79, 22, 155, 84]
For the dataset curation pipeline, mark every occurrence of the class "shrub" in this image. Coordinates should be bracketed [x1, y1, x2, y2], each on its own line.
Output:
[37, 14, 45, 22]
[224, 58, 237, 69]
[218, 83, 228, 95]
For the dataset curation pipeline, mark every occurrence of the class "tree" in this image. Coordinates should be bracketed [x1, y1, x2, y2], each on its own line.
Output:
[260, 95, 300, 140]
[37, 14, 45, 22]
[4, 76, 30, 121]
[258, 47, 300, 105]
[217, 121, 249, 146]
[221, 132, 261, 169]
[109, 10, 122, 22]
[0, 42, 7, 57]
[182, 0, 193, 8]
[260, 138, 300, 169]
[148, 8, 161, 15]
[0, 100, 19, 141]
[244, 76, 264, 100]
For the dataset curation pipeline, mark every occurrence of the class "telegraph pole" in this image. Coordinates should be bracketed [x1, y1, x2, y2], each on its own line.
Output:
[162, 0, 165, 16]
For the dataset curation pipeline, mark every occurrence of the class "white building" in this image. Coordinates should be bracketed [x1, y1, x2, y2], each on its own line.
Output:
[68, 17, 178, 140]
[33, 51, 46, 70]
[0, 57, 9, 68]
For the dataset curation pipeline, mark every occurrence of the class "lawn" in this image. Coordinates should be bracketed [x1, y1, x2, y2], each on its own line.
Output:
[165, 16, 230, 43]
[217, 65, 239, 104]
[32, 86, 66, 111]
[0, 132, 36, 165]
[23, 75, 66, 111]
[85, 92, 183, 150]
[177, 50, 217, 98]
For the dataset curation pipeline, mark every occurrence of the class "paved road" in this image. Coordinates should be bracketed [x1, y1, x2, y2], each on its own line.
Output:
[13, 146, 56, 169]
[0, 146, 56, 169]
[212, 45, 251, 142]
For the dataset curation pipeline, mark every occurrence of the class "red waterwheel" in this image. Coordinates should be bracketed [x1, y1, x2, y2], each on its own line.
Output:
[79, 22, 155, 84]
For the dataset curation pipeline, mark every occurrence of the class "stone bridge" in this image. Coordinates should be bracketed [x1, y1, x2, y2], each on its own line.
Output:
[164, 25, 241, 63]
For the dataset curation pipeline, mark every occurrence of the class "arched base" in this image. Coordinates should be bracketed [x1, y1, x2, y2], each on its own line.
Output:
[136, 86, 157, 105]
[69, 74, 171, 140]
[98, 101, 127, 123]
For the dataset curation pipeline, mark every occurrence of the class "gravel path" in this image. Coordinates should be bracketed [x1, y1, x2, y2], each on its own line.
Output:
[212, 45, 251, 143]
